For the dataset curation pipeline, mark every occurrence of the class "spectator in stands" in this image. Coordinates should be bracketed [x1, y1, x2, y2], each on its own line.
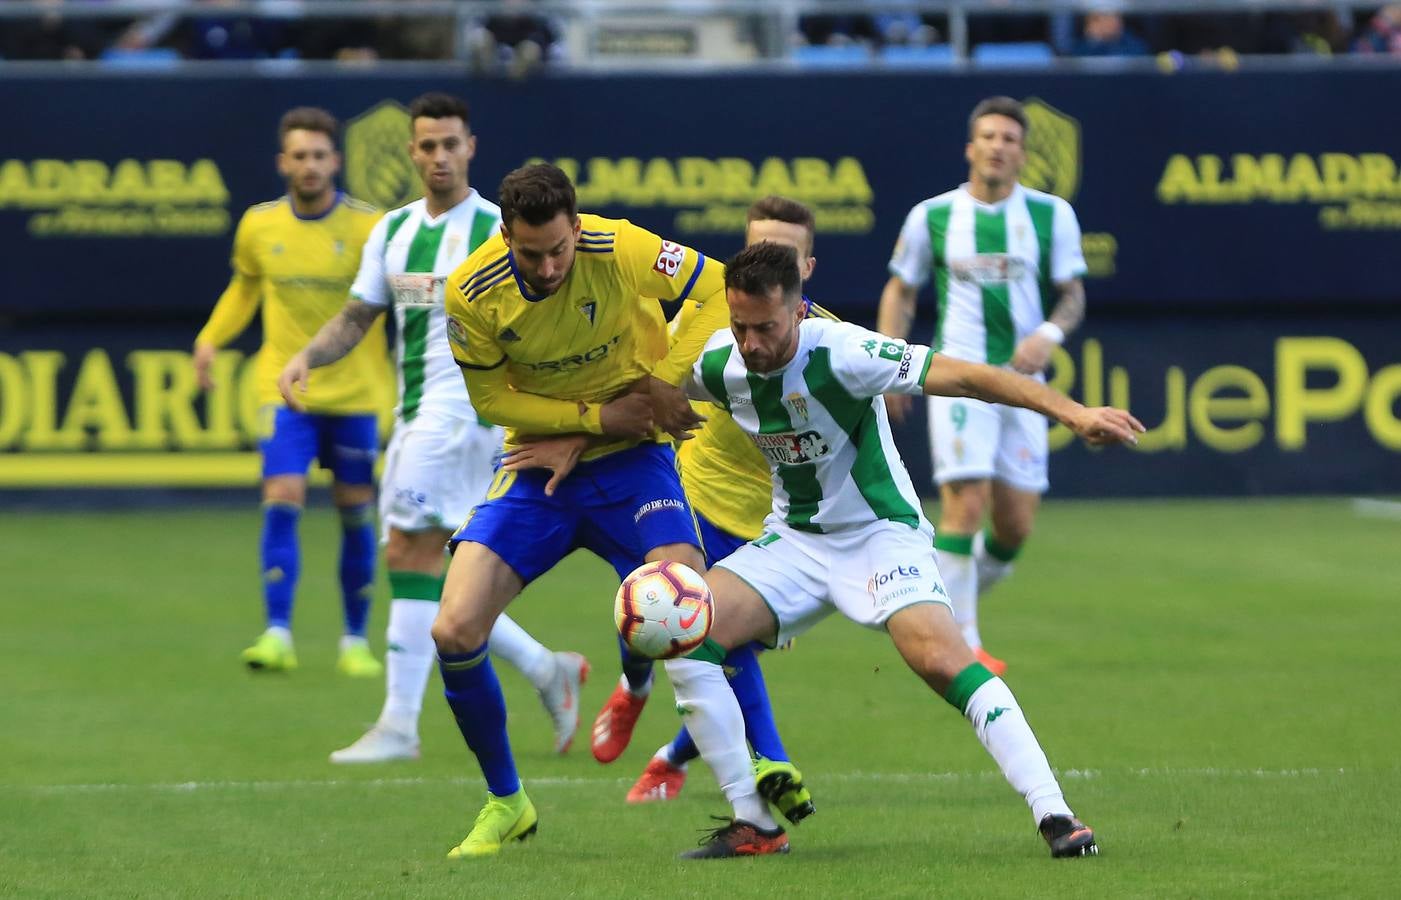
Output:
[1070, 11, 1148, 57]
[0, 0, 118, 60]
[465, 0, 560, 76]
[798, 14, 879, 47]
[176, 0, 293, 60]
[1353, 5, 1401, 53]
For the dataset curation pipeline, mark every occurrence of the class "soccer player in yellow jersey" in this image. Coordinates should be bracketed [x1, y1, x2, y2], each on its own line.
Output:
[626, 197, 828, 818]
[193, 107, 389, 675]
[430, 163, 727, 858]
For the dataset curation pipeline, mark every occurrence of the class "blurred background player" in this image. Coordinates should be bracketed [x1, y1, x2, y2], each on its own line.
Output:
[279, 95, 586, 763]
[668, 242, 1136, 858]
[432, 163, 728, 858]
[877, 96, 1088, 675]
[193, 106, 389, 676]
[624, 196, 828, 821]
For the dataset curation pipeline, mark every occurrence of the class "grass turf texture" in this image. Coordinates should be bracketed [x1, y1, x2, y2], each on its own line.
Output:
[2, 498, 1397, 898]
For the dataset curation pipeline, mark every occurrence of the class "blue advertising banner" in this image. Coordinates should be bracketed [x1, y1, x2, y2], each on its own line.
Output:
[1, 314, 1397, 495]
[2, 68, 1400, 319]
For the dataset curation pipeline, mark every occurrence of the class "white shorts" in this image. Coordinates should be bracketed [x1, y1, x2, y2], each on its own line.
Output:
[927, 393, 1049, 493]
[379, 413, 504, 537]
[715, 518, 952, 647]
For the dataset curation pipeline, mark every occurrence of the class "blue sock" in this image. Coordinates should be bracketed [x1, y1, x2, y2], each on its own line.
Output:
[617, 635, 654, 693]
[667, 725, 700, 766]
[440, 643, 519, 797]
[337, 504, 376, 637]
[727, 642, 788, 762]
[260, 502, 301, 630]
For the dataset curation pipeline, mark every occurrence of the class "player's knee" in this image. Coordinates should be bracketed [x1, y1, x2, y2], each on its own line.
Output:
[262, 476, 306, 506]
[333, 483, 374, 508]
[430, 611, 486, 654]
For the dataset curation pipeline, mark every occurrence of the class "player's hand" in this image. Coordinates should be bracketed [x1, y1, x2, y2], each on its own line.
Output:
[1066, 406, 1145, 446]
[501, 435, 589, 496]
[647, 376, 706, 441]
[278, 352, 311, 412]
[884, 393, 912, 424]
[599, 392, 655, 438]
[1011, 334, 1056, 375]
[192, 343, 217, 392]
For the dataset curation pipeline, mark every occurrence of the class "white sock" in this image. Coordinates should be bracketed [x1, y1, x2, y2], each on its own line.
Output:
[665, 657, 776, 830]
[487, 612, 555, 690]
[265, 625, 293, 645]
[379, 599, 438, 735]
[620, 672, 653, 699]
[962, 676, 1073, 824]
[655, 744, 688, 770]
[939, 545, 982, 649]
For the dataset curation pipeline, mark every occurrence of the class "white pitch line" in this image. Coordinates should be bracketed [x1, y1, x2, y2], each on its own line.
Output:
[1351, 497, 1401, 520]
[0, 767, 1349, 796]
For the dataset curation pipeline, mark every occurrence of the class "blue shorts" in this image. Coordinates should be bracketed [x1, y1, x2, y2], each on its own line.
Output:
[695, 511, 748, 569]
[452, 442, 700, 585]
[260, 407, 378, 485]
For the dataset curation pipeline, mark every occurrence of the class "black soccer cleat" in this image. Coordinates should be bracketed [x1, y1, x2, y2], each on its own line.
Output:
[680, 817, 790, 859]
[1039, 814, 1099, 858]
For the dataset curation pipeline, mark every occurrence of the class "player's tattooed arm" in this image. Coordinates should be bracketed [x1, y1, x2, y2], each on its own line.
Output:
[278, 299, 384, 409]
[1011, 278, 1084, 375]
[303, 299, 384, 368]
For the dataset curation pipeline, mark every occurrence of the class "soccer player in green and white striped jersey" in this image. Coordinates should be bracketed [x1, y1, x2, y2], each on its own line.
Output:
[280, 94, 586, 764]
[663, 242, 1138, 858]
[878, 96, 1089, 675]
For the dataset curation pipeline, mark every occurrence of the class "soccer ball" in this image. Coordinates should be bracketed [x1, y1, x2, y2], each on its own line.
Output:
[614, 561, 714, 659]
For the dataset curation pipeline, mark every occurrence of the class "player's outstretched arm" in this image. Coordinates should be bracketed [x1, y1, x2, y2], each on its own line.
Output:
[277, 299, 383, 410]
[877, 275, 920, 423]
[922, 353, 1143, 446]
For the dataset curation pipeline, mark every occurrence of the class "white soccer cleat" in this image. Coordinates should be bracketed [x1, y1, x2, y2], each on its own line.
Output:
[537, 651, 590, 754]
[329, 724, 421, 764]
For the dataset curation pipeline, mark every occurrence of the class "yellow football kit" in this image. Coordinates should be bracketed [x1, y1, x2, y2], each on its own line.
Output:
[444, 214, 728, 461]
[196, 194, 391, 414]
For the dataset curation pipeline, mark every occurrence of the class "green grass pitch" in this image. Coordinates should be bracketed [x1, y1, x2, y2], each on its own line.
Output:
[2, 498, 1398, 898]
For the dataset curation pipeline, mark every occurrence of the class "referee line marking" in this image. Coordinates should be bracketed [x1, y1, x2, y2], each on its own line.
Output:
[1351, 498, 1401, 520]
[1, 767, 1351, 796]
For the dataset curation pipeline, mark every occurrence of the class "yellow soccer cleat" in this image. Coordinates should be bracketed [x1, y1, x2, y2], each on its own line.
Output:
[754, 757, 816, 825]
[336, 638, 384, 678]
[447, 790, 538, 859]
[241, 630, 298, 672]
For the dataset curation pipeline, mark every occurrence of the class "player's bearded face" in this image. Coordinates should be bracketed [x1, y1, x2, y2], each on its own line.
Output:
[504, 212, 580, 296]
[729, 287, 803, 373]
[409, 116, 475, 198]
[278, 130, 340, 203]
[966, 114, 1026, 186]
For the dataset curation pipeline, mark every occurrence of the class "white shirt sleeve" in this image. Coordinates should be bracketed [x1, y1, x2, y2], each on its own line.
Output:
[886, 202, 933, 288]
[349, 214, 391, 307]
[1051, 199, 1088, 283]
[827, 322, 934, 398]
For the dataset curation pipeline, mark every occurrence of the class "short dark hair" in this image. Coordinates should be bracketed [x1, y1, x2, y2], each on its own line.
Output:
[968, 96, 1028, 140]
[725, 242, 803, 307]
[278, 107, 338, 147]
[409, 92, 470, 127]
[499, 163, 578, 229]
[746, 195, 816, 248]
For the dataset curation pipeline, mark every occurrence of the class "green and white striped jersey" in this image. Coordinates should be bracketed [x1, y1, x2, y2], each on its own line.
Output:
[689, 319, 934, 534]
[888, 183, 1085, 367]
[351, 191, 500, 422]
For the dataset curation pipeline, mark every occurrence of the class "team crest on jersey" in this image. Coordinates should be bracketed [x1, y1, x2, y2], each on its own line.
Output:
[653, 241, 686, 277]
[446, 316, 469, 348]
[785, 392, 809, 421]
[271, 243, 284, 255]
[579, 300, 597, 325]
[333, 240, 344, 255]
